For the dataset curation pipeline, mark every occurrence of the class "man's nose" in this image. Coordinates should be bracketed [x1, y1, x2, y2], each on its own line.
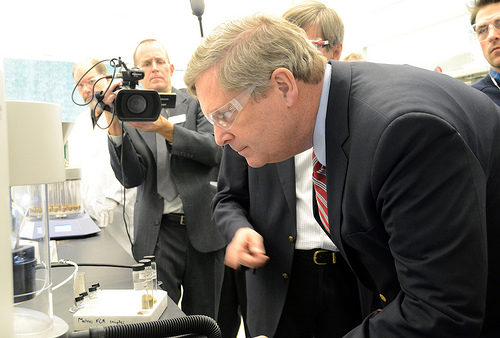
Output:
[487, 24, 500, 40]
[80, 85, 91, 97]
[214, 126, 233, 146]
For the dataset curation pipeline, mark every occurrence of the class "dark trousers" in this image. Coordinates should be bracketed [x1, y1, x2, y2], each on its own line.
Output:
[217, 265, 251, 338]
[155, 216, 224, 319]
[274, 250, 363, 338]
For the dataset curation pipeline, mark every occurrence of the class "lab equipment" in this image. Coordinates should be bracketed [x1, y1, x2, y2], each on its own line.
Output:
[7, 100, 69, 337]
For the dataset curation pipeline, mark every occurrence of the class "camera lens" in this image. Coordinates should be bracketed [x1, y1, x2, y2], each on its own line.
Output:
[127, 94, 147, 114]
[115, 89, 163, 121]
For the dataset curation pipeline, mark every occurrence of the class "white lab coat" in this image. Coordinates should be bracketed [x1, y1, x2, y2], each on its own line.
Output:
[67, 108, 136, 239]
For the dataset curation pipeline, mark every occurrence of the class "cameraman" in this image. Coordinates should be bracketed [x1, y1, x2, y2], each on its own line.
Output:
[100, 39, 225, 318]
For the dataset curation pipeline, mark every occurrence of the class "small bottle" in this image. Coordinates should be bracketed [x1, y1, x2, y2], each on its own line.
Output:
[143, 255, 158, 301]
[69, 295, 85, 313]
[132, 263, 151, 310]
[139, 259, 154, 308]
[132, 263, 145, 290]
[80, 291, 91, 305]
[73, 271, 86, 298]
[88, 286, 98, 300]
[91, 282, 102, 295]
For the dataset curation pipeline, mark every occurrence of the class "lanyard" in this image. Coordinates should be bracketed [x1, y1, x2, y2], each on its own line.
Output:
[489, 71, 500, 90]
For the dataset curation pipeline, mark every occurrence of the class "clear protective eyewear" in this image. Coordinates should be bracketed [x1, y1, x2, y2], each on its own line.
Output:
[75, 77, 98, 90]
[471, 15, 500, 42]
[206, 85, 257, 130]
[310, 38, 330, 51]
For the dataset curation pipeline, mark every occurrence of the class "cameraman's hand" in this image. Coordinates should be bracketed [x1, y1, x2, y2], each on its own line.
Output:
[103, 82, 123, 136]
[127, 115, 175, 143]
[98, 198, 119, 228]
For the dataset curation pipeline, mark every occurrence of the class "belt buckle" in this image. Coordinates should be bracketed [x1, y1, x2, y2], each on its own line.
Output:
[313, 250, 337, 265]
[180, 215, 185, 225]
[313, 250, 329, 265]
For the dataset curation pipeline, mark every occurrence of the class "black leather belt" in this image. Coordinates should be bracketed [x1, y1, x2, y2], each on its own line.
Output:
[163, 213, 185, 225]
[294, 249, 338, 265]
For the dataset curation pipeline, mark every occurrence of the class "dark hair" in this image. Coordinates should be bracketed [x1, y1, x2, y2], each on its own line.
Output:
[468, 0, 500, 25]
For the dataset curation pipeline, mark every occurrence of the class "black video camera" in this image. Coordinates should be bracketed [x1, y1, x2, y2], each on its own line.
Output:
[114, 66, 176, 122]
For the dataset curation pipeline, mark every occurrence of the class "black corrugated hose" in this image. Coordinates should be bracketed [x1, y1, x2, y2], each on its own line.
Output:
[69, 315, 221, 338]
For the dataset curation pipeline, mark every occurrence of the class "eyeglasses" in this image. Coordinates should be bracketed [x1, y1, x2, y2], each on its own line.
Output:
[471, 15, 500, 41]
[310, 38, 330, 51]
[75, 78, 97, 90]
[205, 85, 256, 130]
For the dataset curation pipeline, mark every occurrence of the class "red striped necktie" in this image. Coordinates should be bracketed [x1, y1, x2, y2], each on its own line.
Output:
[312, 151, 329, 232]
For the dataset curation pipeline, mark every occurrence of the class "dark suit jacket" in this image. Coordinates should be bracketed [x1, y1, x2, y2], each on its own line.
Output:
[108, 88, 225, 262]
[213, 146, 371, 337]
[213, 147, 297, 337]
[471, 73, 500, 107]
[319, 60, 500, 337]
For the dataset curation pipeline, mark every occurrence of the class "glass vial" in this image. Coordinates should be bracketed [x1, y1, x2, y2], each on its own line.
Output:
[132, 263, 152, 310]
[73, 271, 86, 298]
[79, 291, 91, 306]
[138, 259, 154, 308]
[91, 282, 102, 295]
[88, 286, 97, 300]
[69, 295, 85, 313]
[143, 255, 158, 301]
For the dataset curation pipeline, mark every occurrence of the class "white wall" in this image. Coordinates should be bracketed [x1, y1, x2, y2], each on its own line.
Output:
[2, 0, 295, 87]
[326, 0, 489, 75]
[1, 0, 489, 85]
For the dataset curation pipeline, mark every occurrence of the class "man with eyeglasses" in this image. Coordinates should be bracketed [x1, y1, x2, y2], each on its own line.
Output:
[99, 39, 226, 319]
[69, 59, 137, 230]
[469, 0, 500, 106]
[185, 13, 500, 337]
[213, 3, 373, 338]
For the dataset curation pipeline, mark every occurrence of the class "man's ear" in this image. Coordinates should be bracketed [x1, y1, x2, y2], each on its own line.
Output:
[270, 68, 297, 107]
[330, 43, 343, 61]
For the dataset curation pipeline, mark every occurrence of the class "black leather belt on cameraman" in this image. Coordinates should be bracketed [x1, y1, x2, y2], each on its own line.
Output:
[294, 249, 338, 266]
[163, 213, 185, 225]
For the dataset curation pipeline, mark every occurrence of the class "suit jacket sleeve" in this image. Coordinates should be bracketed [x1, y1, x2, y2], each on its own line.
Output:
[107, 129, 147, 189]
[342, 112, 487, 337]
[212, 145, 252, 243]
[168, 93, 222, 168]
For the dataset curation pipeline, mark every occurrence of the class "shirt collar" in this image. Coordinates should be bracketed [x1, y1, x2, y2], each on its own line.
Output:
[313, 63, 331, 166]
[490, 68, 500, 80]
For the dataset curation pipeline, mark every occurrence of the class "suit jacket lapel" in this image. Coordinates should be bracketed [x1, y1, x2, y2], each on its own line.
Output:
[276, 158, 296, 217]
[325, 61, 351, 255]
[168, 88, 189, 120]
[145, 88, 189, 157]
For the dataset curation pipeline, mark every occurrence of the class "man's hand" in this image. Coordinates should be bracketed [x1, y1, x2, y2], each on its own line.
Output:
[127, 115, 174, 143]
[225, 228, 269, 270]
[100, 81, 122, 136]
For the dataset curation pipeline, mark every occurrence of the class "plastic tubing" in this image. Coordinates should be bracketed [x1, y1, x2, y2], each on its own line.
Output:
[68, 314, 221, 338]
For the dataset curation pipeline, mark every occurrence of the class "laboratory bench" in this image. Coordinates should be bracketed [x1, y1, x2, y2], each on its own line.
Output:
[51, 208, 211, 337]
